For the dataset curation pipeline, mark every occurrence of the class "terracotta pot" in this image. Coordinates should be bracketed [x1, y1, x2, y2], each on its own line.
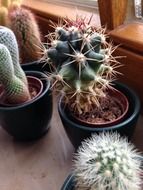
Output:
[0, 71, 53, 141]
[58, 82, 141, 149]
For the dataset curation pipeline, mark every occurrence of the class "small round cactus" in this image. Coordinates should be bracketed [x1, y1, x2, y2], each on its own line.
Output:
[73, 132, 143, 190]
[43, 17, 120, 114]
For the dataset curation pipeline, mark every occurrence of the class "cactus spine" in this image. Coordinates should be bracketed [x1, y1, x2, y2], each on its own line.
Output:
[44, 18, 119, 114]
[0, 27, 30, 104]
[9, 7, 42, 63]
[73, 132, 143, 190]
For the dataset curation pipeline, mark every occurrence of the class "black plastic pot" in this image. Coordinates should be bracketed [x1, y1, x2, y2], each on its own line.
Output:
[0, 71, 53, 141]
[61, 156, 143, 190]
[21, 60, 52, 73]
[58, 82, 141, 149]
[61, 174, 74, 190]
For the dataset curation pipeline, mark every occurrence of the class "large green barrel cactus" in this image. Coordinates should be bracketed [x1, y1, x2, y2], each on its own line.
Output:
[44, 18, 119, 114]
[9, 7, 42, 63]
[0, 27, 30, 104]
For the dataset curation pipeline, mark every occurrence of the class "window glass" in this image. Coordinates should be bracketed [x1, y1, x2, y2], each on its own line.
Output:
[125, 0, 143, 23]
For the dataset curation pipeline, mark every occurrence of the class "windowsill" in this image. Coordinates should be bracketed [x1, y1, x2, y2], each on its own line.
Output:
[110, 22, 143, 55]
[22, 0, 100, 26]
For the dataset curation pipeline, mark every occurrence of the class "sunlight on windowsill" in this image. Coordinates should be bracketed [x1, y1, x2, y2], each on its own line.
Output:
[22, 0, 100, 26]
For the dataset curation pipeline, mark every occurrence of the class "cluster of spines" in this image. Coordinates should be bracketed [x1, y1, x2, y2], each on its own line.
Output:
[73, 132, 143, 190]
[44, 18, 120, 114]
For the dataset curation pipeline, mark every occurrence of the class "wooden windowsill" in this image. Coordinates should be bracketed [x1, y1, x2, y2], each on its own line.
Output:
[110, 22, 143, 55]
[22, 0, 100, 26]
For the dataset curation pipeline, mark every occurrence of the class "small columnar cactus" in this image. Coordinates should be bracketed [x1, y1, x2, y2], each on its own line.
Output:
[9, 7, 42, 63]
[0, 27, 30, 104]
[0, 44, 30, 104]
[44, 18, 119, 114]
[73, 132, 143, 190]
[0, 26, 27, 85]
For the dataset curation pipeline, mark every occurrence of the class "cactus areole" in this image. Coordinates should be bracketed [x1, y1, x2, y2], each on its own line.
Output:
[44, 17, 129, 126]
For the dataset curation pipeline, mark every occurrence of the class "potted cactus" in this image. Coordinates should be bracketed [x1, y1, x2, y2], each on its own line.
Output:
[0, 26, 53, 140]
[42, 16, 140, 148]
[0, 0, 48, 71]
[61, 132, 143, 190]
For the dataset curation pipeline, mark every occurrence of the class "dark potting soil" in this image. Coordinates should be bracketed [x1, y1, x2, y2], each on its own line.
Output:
[69, 95, 123, 124]
[29, 86, 39, 99]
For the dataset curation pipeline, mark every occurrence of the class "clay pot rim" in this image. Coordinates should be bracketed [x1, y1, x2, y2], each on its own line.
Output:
[0, 71, 50, 110]
[68, 87, 129, 127]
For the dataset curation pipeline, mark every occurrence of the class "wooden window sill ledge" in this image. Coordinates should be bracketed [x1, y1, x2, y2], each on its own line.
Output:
[110, 22, 143, 55]
[22, 0, 100, 26]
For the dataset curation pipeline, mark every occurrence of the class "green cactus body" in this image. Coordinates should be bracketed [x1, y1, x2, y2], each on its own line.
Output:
[0, 44, 30, 104]
[0, 7, 9, 26]
[9, 7, 42, 63]
[45, 19, 119, 114]
[0, 26, 28, 85]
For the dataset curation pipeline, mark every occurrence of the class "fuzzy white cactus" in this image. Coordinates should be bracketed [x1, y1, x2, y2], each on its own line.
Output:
[73, 133, 143, 190]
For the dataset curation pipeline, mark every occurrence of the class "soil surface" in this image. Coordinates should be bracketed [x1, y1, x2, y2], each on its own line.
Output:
[29, 86, 39, 99]
[69, 95, 123, 124]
